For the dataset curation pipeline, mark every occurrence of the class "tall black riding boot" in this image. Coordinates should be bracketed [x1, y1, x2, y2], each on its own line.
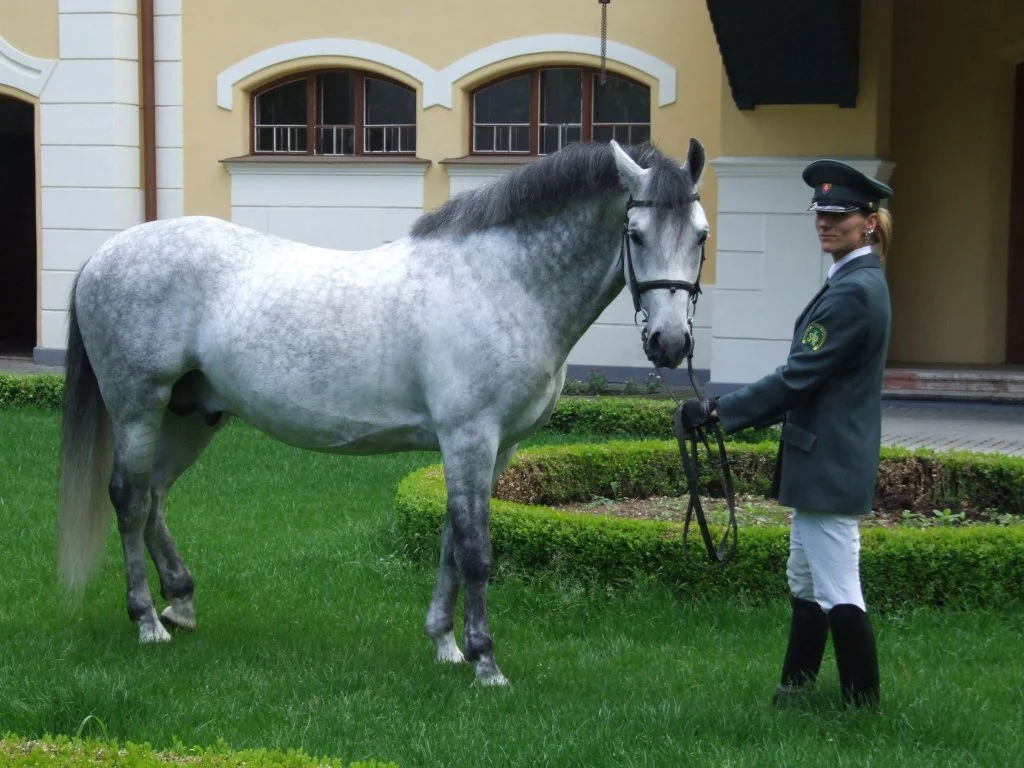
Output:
[772, 596, 829, 704]
[829, 603, 880, 710]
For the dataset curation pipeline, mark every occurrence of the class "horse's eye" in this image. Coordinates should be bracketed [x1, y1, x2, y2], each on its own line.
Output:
[628, 230, 644, 246]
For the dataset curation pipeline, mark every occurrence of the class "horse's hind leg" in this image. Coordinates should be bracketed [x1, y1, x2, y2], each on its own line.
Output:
[109, 408, 170, 643]
[148, 408, 228, 632]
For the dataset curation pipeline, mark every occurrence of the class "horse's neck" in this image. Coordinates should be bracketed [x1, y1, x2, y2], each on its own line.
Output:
[509, 193, 627, 353]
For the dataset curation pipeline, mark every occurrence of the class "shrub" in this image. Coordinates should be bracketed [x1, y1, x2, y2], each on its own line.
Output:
[0, 734, 397, 767]
[0, 373, 64, 410]
[545, 397, 778, 443]
[394, 442, 1024, 610]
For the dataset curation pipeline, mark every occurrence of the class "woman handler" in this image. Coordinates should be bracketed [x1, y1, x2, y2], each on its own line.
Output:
[681, 160, 894, 709]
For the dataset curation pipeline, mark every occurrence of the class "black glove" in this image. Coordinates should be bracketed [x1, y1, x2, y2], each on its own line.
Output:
[679, 397, 718, 431]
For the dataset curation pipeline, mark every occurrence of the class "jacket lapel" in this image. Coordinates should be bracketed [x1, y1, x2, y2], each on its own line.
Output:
[792, 253, 883, 334]
[793, 281, 830, 333]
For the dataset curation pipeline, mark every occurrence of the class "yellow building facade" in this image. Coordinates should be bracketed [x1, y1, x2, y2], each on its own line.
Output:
[0, 0, 1021, 388]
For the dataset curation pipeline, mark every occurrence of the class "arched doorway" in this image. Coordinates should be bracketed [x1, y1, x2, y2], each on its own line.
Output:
[0, 96, 36, 356]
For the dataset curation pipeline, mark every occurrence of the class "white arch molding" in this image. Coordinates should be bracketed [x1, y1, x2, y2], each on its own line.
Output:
[0, 34, 56, 98]
[216, 34, 677, 111]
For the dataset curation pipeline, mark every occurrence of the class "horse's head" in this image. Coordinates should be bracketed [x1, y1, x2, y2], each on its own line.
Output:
[611, 139, 708, 369]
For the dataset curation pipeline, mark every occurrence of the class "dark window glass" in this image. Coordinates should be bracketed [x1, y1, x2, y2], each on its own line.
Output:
[255, 78, 306, 125]
[318, 72, 354, 125]
[474, 75, 530, 124]
[540, 69, 582, 123]
[365, 77, 415, 125]
[593, 73, 650, 124]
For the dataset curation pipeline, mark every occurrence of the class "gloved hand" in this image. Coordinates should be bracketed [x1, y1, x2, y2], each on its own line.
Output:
[679, 397, 718, 431]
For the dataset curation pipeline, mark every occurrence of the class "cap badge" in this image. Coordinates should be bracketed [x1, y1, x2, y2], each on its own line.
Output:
[821, 183, 832, 194]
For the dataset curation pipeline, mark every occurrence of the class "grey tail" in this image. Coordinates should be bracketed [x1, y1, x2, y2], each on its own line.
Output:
[58, 273, 113, 594]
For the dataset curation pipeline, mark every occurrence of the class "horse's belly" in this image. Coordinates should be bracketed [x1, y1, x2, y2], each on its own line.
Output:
[241, 408, 439, 454]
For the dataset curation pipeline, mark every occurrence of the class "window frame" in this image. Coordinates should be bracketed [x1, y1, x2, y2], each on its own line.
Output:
[249, 68, 417, 157]
[469, 66, 650, 156]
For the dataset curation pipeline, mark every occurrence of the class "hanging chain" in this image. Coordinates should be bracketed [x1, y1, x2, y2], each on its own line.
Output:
[599, 0, 610, 85]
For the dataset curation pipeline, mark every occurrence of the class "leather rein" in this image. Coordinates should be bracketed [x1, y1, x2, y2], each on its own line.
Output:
[620, 194, 739, 567]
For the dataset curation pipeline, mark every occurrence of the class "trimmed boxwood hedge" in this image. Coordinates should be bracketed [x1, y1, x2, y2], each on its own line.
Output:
[0, 734, 396, 767]
[394, 441, 1024, 610]
[0, 373, 64, 410]
[0, 374, 776, 444]
[545, 395, 778, 443]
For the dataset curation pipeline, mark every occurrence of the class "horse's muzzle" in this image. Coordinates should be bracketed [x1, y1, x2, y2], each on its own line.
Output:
[644, 329, 691, 369]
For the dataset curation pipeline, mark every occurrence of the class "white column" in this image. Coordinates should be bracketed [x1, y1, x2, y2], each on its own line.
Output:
[154, 0, 183, 219]
[38, 0, 143, 356]
[708, 156, 894, 390]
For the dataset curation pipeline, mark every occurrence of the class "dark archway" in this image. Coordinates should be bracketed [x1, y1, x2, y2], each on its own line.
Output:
[0, 96, 36, 356]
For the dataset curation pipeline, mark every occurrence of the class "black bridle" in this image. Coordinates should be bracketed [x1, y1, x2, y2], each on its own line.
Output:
[621, 194, 739, 567]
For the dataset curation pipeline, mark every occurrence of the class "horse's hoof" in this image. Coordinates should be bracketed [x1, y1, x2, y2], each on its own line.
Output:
[473, 659, 509, 687]
[160, 601, 196, 632]
[433, 632, 465, 664]
[139, 619, 172, 644]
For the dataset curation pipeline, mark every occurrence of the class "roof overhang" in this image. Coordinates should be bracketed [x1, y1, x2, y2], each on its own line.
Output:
[706, 0, 861, 110]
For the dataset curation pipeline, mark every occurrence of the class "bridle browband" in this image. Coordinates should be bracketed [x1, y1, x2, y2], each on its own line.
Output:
[620, 192, 738, 567]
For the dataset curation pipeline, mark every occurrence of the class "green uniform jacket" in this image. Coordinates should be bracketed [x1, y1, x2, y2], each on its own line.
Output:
[716, 253, 892, 515]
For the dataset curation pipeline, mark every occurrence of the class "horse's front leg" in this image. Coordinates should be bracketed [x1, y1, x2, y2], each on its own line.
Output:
[432, 432, 506, 686]
[424, 517, 465, 664]
[424, 443, 517, 668]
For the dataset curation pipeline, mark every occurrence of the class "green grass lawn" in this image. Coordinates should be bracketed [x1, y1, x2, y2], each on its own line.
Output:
[1, 407, 1022, 767]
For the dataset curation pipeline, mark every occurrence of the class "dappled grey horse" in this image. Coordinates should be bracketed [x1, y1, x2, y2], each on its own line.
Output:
[59, 139, 709, 686]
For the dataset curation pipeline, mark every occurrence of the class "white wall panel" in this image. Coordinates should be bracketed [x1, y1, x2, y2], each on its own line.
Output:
[42, 229, 120, 272]
[42, 188, 143, 230]
[41, 145, 139, 187]
[42, 59, 139, 104]
[58, 12, 137, 59]
[40, 103, 138, 146]
[226, 164, 427, 252]
[41, 271, 78, 311]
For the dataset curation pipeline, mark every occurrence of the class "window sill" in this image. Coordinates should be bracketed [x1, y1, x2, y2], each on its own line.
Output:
[221, 154, 432, 176]
[440, 155, 538, 166]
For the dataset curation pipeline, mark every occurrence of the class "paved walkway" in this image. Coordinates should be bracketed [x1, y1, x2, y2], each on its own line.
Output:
[5, 356, 1024, 457]
[881, 401, 1024, 457]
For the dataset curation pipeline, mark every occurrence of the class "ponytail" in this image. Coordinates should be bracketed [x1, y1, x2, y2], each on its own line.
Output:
[871, 207, 894, 260]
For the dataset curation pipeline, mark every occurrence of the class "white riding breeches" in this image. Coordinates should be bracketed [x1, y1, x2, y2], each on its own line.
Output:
[786, 509, 866, 612]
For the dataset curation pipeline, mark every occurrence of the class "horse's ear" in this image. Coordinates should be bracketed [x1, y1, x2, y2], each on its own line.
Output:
[683, 137, 706, 187]
[610, 139, 649, 195]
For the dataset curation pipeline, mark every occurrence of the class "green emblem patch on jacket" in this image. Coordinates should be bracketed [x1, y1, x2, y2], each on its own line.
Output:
[801, 322, 827, 351]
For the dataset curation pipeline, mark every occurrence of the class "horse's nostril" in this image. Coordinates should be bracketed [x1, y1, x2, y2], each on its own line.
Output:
[647, 330, 661, 351]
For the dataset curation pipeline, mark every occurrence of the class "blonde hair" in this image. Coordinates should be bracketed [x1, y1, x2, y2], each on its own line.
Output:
[869, 207, 893, 259]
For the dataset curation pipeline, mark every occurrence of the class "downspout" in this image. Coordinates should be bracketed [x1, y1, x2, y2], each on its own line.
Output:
[140, 0, 157, 221]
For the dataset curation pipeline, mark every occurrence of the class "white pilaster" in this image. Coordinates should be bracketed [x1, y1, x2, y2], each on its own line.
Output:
[708, 156, 894, 388]
[154, 0, 183, 219]
[39, 1, 144, 350]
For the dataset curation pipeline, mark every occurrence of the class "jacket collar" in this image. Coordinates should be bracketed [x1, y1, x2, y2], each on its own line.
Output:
[830, 251, 882, 282]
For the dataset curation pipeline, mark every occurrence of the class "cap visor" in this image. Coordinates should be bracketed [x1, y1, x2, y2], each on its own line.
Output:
[808, 202, 859, 213]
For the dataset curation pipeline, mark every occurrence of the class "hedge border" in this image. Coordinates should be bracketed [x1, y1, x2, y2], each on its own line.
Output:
[0, 734, 396, 767]
[394, 441, 1024, 610]
[0, 374, 776, 443]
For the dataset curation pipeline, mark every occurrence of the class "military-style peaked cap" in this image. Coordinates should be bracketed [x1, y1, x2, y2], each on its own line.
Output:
[802, 159, 893, 213]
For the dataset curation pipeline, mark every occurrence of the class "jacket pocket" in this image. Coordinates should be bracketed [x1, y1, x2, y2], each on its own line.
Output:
[782, 422, 817, 452]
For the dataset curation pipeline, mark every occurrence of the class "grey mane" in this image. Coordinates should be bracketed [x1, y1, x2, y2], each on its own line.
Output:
[411, 142, 697, 238]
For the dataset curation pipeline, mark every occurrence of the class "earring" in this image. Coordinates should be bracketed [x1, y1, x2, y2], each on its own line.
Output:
[864, 229, 875, 239]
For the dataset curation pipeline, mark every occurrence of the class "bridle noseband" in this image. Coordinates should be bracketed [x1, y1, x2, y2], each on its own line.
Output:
[621, 193, 738, 567]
